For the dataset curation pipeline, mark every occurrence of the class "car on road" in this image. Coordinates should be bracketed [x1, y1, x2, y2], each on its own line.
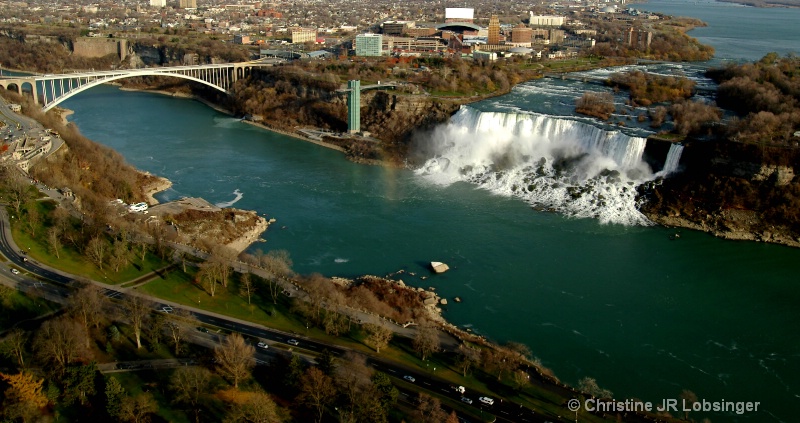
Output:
[478, 396, 494, 405]
[10, 268, 19, 275]
[403, 375, 415, 383]
[197, 327, 209, 333]
[287, 339, 299, 346]
[257, 342, 269, 349]
[461, 397, 473, 405]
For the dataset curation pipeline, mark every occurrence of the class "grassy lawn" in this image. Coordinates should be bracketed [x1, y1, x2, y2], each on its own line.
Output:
[0, 285, 61, 331]
[7, 203, 173, 285]
[136, 269, 378, 354]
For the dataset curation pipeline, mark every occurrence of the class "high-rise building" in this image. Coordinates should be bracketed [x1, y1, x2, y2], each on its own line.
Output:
[355, 33, 383, 56]
[179, 0, 197, 8]
[487, 15, 500, 45]
[529, 14, 565, 27]
[347, 80, 360, 133]
[150, 0, 166, 7]
[625, 27, 652, 49]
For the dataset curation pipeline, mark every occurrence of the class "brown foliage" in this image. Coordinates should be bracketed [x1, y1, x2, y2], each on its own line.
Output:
[669, 100, 722, 136]
[609, 70, 695, 106]
[575, 91, 615, 120]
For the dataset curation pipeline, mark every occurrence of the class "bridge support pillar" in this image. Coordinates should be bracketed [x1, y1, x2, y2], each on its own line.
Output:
[347, 80, 360, 134]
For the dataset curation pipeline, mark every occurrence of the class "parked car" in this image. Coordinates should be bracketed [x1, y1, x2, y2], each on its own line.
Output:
[197, 327, 209, 333]
[403, 375, 415, 383]
[478, 396, 494, 405]
[257, 342, 269, 349]
[287, 339, 299, 346]
[461, 397, 473, 405]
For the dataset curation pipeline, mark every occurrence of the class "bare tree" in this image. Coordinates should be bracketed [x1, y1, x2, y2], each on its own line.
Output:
[23, 204, 40, 237]
[298, 367, 336, 423]
[67, 281, 109, 346]
[0, 329, 28, 368]
[123, 296, 152, 349]
[455, 344, 480, 377]
[85, 236, 109, 270]
[224, 391, 283, 423]
[109, 238, 130, 272]
[214, 333, 255, 388]
[239, 273, 255, 305]
[210, 246, 236, 288]
[170, 366, 212, 423]
[33, 316, 91, 375]
[118, 392, 158, 423]
[4, 168, 32, 216]
[414, 392, 448, 423]
[363, 322, 392, 353]
[260, 249, 293, 304]
[47, 227, 62, 259]
[197, 262, 219, 297]
[334, 352, 373, 417]
[412, 322, 440, 361]
[166, 309, 196, 356]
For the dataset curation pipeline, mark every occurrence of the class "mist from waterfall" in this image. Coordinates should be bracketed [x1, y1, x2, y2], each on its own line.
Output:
[414, 106, 679, 226]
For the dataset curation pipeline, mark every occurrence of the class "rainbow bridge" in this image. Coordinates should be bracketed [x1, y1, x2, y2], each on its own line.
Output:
[0, 59, 280, 112]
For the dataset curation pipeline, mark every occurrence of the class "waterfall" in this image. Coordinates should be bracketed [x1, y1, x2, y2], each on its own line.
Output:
[415, 106, 657, 226]
[659, 143, 684, 176]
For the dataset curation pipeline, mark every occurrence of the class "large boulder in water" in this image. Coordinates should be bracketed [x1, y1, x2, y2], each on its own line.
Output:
[430, 261, 449, 274]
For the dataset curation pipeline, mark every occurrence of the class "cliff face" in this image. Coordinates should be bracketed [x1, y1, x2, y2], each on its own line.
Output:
[639, 140, 800, 246]
[225, 70, 460, 165]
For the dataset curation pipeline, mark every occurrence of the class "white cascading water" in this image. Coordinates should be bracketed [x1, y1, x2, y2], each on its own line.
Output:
[659, 143, 684, 176]
[415, 106, 664, 226]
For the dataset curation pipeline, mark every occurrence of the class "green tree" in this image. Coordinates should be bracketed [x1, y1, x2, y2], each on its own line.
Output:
[285, 353, 305, 389]
[317, 348, 336, 376]
[62, 362, 97, 406]
[105, 376, 127, 419]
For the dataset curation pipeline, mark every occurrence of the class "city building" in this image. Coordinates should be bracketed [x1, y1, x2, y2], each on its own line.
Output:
[234, 34, 250, 44]
[347, 80, 360, 133]
[510, 24, 533, 46]
[290, 27, 317, 44]
[382, 21, 414, 37]
[149, 0, 166, 7]
[355, 33, 383, 56]
[179, 0, 196, 8]
[473, 50, 497, 62]
[529, 14, 565, 27]
[625, 27, 652, 49]
[487, 15, 500, 45]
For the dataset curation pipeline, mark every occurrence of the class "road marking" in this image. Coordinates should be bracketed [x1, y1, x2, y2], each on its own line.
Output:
[386, 369, 396, 373]
[422, 382, 430, 385]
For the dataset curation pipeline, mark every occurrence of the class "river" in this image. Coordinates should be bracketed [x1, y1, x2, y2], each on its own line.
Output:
[61, 2, 799, 421]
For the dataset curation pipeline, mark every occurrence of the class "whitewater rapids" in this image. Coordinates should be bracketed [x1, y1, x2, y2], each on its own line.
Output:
[414, 106, 679, 226]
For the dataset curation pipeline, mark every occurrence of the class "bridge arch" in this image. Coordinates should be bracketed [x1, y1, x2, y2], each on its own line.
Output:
[21, 81, 34, 96]
[40, 71, 229, 112]
[4, 82, 20, 94]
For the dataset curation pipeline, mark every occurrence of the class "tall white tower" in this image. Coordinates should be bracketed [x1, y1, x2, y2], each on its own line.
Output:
[150, 0, 166, 7]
